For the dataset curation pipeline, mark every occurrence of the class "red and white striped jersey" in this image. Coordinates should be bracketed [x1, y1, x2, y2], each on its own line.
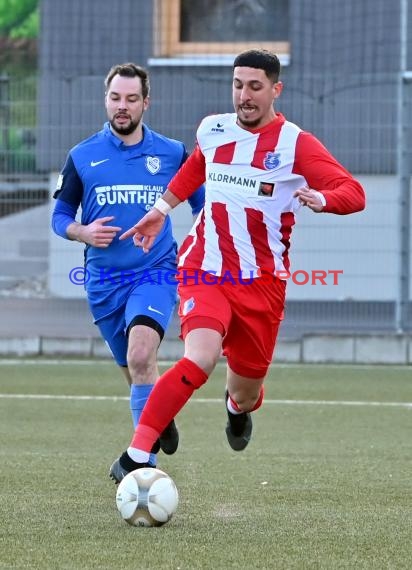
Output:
[169, 112, 365, 279]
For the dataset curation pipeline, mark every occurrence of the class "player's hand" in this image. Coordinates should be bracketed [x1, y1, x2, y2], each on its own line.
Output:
[81, 216, 121, 248]
[119, 208, 166, 253]
[294, 186, 325, 212]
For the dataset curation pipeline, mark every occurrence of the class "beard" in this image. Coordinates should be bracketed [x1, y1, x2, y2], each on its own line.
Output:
[236, 115, 261, 129]
[110, 115, 139, 136]
[236, 106, 262, 129]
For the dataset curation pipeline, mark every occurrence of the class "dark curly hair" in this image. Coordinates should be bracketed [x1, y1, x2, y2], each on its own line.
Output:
[233, 50, 280, 82]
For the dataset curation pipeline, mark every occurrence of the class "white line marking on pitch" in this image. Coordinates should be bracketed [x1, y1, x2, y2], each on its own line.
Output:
[0, 393, 411, 408]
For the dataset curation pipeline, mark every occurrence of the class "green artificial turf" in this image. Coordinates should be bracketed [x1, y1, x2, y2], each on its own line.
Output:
[0, 361, 411, 569]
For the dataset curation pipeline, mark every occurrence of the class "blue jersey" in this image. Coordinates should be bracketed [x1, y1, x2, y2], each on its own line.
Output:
[52, 122, 204, 293]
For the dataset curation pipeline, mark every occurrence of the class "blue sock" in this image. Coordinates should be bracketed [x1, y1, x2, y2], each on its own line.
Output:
[130, 384, 157, 466]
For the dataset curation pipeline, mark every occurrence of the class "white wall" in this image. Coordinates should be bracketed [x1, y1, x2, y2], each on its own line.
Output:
[48, 173, 86, 298]
[287, 175, 400, 300]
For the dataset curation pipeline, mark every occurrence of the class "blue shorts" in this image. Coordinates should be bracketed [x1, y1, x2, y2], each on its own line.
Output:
[91, 277, 177, 366]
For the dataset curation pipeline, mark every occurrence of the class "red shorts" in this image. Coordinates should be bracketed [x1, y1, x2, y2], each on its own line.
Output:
[177, 272, 286, 378]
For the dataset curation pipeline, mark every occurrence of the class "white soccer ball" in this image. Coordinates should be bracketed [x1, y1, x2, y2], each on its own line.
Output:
[115, 468, 179, 527]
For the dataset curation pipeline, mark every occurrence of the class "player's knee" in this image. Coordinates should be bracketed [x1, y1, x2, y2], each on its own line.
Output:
[231, 394, 255, 412]
[183, 351, 219, 377]
[127, 353, 149, 374]
[127, 346, 155, 378]
[230, 387, 264, 412]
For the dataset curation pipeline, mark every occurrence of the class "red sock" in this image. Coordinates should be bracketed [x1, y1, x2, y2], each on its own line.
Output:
[229, 385, 264, 412]
[130, 357, 208, 452]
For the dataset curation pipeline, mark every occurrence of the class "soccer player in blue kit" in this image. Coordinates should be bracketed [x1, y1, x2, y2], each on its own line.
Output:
[51, 63, 204, 466]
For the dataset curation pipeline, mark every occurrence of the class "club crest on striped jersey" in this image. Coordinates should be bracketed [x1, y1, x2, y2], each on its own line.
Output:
[263, 152, 280, 170]
[145, 156, 161, 174]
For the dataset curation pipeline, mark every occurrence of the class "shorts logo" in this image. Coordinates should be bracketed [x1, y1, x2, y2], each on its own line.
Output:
[263, 152, 280, 170]
[146, 156, 161, 174]
[182, 297, 195, 316]
[148, 305, 164, 315]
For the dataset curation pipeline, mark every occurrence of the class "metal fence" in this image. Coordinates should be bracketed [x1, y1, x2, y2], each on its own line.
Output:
[2, 71, 410, 339]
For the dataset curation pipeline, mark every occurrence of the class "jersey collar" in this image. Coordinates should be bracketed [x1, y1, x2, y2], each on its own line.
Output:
[103, 122, 155, 156]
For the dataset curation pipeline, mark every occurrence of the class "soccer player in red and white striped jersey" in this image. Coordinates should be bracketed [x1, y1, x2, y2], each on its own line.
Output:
[109, 49, 365, 482]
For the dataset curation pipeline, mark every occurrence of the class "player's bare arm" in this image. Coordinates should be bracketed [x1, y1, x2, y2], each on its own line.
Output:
[67, 216, 121, 248]
[294, 186, 325, 212]
[119, 190, 182, 253]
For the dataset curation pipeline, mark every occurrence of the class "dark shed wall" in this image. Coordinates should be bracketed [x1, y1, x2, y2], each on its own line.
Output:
[37, 0, 153, 170]
[39, 0, 153, 74]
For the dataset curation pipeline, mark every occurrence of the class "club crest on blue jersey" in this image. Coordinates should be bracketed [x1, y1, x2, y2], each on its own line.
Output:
[263, 152, 280, 170]
[145, 156, 161, 174]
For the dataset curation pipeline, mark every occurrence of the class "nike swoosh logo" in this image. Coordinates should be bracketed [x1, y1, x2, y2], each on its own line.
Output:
[90, 159, 109, 167]
[148, 305, 164, 315]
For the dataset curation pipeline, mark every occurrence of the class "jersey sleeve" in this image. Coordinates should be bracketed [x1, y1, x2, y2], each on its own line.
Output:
[168, 145, 206, 202]
[53, 154, 83, 206]
[51, 198, 78, 239]
[294, 132, 365, 214]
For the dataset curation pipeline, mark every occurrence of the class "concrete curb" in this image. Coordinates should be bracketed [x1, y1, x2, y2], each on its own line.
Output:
[1, 333, 412, 365]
